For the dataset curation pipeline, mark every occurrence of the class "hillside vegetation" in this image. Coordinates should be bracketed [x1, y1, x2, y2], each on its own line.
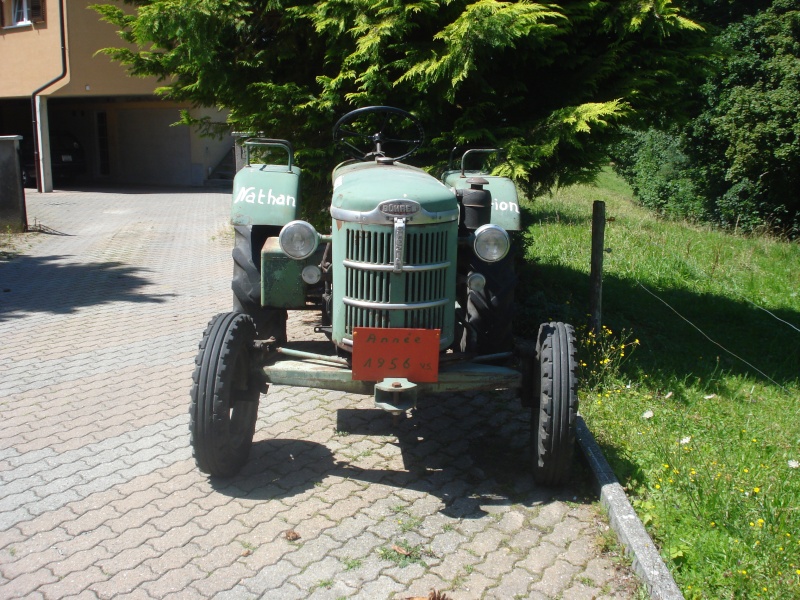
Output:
[518, 169, 799, 599]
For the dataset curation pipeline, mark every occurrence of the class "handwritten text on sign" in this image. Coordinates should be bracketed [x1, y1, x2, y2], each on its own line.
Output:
[351, 328, 440, 383]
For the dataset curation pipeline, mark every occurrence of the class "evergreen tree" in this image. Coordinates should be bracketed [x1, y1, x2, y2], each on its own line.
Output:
[93, 0, 707, 215]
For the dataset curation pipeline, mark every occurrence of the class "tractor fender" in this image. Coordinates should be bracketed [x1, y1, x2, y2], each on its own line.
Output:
[231, 164, 301, 226]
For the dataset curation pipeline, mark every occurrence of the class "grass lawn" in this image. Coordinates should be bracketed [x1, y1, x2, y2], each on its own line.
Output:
[517, 169, 800, 599]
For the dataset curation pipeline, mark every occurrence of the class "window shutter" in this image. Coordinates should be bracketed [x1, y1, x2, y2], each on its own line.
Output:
[30, 0, 46, 23]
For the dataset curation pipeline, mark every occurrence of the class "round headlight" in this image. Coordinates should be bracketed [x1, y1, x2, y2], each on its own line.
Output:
[473, 224, 510, 262]
[467, 272, 486, 292]
[279, 220, 319, 260]
[301, 264, 322, 284]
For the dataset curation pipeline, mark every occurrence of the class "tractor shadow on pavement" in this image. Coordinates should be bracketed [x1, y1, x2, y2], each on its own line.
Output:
[210, 390, 594, 516]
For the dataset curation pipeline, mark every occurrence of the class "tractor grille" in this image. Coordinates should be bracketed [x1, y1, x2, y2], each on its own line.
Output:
[340, 222, 455, 344]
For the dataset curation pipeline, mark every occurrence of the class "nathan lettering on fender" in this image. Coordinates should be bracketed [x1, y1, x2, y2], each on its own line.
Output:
[234, 187, 297, 207]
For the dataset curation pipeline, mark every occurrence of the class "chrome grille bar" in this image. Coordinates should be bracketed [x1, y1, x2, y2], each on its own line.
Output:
[343, 298, 448, 310]
[341, 222, 453, 340]
[342, 260, 450, 272]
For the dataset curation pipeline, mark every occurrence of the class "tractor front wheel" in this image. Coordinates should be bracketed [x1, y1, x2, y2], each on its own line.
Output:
[190, 312, 262, 477]
[530, 322, 579, 486]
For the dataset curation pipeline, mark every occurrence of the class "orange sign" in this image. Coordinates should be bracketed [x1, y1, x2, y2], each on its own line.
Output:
[351, 328, 440, 382]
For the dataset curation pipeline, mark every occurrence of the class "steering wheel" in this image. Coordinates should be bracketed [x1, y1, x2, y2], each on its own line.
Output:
[333, 106, 424, 161]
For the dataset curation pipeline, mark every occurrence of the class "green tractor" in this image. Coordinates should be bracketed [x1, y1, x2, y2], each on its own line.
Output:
[190, 106, 578, 486]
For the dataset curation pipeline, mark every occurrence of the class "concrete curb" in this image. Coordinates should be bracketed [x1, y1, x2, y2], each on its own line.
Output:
[576, 416, 685, 600]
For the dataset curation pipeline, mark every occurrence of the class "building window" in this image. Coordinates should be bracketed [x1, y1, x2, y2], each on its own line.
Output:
[12, 0, 46, 25]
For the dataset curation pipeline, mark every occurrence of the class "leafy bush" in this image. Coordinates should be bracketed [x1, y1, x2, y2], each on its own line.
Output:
[612, 1, 800, 237]
[611, 128, 706, 221]
[689, 1, 800, 235]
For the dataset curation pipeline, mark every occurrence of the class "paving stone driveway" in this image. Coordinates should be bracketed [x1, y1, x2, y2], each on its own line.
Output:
[0, 188, 637, 599]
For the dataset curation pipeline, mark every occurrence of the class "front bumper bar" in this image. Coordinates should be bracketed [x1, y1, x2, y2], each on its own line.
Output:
[262, 358, 521, 396]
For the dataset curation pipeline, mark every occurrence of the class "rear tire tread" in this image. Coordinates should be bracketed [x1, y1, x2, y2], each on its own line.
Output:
[532, 322, 579, 486]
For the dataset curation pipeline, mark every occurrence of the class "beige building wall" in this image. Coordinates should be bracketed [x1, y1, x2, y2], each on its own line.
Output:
[0, 2, 63, 97]
[54, 0, 161, 97]
[1, 0, 233, 188]
[1, 1, 158, 98]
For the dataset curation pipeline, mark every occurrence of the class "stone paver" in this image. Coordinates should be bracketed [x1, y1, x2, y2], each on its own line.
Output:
[0, 187, 638, 599]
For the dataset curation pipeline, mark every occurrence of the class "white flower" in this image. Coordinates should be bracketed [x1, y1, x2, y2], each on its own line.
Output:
[789, 460, 799, 469]
[680, 436, 692, 445]
[642, 410, 654, 420]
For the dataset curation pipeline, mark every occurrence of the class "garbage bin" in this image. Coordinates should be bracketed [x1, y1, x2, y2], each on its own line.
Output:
[0, 136, 27, 232]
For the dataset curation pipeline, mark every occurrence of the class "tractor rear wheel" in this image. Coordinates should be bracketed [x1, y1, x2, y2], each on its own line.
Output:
[190, 312, 261, 477]
[232, 224, 287, 342]
[530, 322, 578, 486]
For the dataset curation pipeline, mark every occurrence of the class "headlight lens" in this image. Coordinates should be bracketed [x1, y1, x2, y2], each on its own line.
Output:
[279, 220, 319, 260]
[301, 264, 322, 284]
[473, 224, 510, 262]
[467, 272, 486, 292]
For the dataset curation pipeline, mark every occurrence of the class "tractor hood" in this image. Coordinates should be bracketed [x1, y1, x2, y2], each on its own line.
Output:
[331, 161, 456, 214]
